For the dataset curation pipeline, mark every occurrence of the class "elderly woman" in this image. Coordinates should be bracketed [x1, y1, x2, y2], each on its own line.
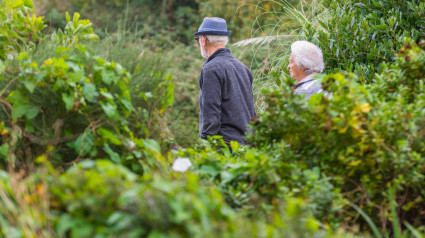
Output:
[288, 41, 325, 99]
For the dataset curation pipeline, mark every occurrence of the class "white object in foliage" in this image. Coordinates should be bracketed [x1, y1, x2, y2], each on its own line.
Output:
[172, 158, 192, 173]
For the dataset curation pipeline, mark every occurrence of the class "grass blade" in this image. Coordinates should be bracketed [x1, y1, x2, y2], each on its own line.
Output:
[389, 187, 402, 238]
[349, 202, 382, 238]
[404, 222, 424, 238]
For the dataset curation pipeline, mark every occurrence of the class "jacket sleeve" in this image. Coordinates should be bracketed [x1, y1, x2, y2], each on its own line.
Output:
[200, 67, 222, 139]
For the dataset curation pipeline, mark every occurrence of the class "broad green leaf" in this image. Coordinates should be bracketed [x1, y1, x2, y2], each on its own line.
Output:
[9, 0, 24, 9]
[100, 103, 117, 118]
[56, 214, 75, 235]
[82, 83, 96, 102]
[23, 0, 34, 8]
[101, 70, 114, 85]
[119, 97, 133, 111]
[62, 93, 74, 111]
[25, 106, 39, 120]
[52, 79, 64, 92]
[104, 144, 120, 163]
[71, 223, 92, 238]
[0, 144, 9, 158]
[100, 91, 114, 100]
[23, 80, 36, 93]
[56, 46, 70, 55]
[68, 131, 94, 157]
[12, 104, 29, 121]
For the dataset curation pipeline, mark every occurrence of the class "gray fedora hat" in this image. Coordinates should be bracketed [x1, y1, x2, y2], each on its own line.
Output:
[193, 17, 231, 36]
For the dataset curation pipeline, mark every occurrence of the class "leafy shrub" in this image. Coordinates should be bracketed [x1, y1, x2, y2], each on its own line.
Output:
[0, 159, 359, 237]
[0, 0, 45, 61]
[249, 39, 425, 229]
[0, 10, 171, 173]
[305, 0, 425, 82]
[48, 160, 355, 237]
[175, 139, 344, 226]
[39, 0, 200, 45]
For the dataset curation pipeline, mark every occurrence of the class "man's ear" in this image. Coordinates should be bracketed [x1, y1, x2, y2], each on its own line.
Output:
[201, 36, 206, 46]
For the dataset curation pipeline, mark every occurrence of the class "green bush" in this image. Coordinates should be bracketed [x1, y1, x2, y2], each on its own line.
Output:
[305, 0, 425, 82]
[0, 0, 45, 61]
[38, 0, 200, 45]
[248, 39, 425, 229]
[50, 160, 238, 238]
[175, 139, 344, 226]
[0, 9, 172, 173]
[0, 160, 356, 238]
[3, 1, 425, 237]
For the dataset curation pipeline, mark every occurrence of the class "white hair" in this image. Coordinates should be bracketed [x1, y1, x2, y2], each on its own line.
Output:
[205, 35, 228, 46]
[291, 41, 325, 75]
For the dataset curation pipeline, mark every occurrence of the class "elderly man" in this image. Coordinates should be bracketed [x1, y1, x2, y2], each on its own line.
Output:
[288, 41, 325, 99]
[194, 17, 256, 146]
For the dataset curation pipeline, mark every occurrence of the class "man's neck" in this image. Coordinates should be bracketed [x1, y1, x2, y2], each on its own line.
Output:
[205, 45, 226, 58]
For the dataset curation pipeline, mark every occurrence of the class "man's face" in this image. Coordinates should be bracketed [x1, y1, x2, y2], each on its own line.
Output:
[288, 54, 305, 82]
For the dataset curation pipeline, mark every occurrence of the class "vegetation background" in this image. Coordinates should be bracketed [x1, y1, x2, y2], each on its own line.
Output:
[1, 0, 425, 237]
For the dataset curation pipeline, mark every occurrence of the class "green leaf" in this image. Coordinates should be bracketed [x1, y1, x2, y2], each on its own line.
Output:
[56, 46, 70, 55]
[101, 70, 114, 85]
[0, 61, 5, 75]
[100, 103, 117, 118]
[104, 144, 120, 163]
[68, 131, 94, 157]
[82, 83, 96, 102]
[143, 139, 160, 154]
[73, 12, 80, 23]
[56, 214, 75, 235]
[97, 128, 122, 145]
[62, 93, 74, 111]
[52, 79, 64, 92]
[25, 106, 39, 120]
[23, 80, 36, 93]
[66, 12, 71, 23]
[23, 0, 34, 8]
[0, 144, 9, 158]
[9, 0, 24, 9]
[71, 223, 92, 238]
[12, 104, 29, 121]
[119, 97, 133, 111]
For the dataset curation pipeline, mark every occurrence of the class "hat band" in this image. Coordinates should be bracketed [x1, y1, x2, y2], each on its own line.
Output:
[198, 27, 228, 32]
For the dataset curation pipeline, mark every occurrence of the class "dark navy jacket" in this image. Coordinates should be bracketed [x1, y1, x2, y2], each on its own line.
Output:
[199, 48, 256, 145]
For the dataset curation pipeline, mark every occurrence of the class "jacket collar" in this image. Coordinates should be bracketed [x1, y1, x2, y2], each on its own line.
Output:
[204, 48, 231, 65]
[294, 73, 317, 89]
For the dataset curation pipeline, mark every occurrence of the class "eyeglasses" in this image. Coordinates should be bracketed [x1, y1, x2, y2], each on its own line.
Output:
[194, 35, 209, 42]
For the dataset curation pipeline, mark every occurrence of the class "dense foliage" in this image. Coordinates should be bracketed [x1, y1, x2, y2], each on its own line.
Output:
[1, 0, 425, 237]
[248, 39, 425, 229]
[36, 0, 280, 44]
[0, 6, 173, 174]
[306, 0, 425, 82]
[0, 0, 44, 60]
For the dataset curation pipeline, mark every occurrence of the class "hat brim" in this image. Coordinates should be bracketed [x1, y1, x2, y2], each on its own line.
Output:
[193, 30, 231, 36]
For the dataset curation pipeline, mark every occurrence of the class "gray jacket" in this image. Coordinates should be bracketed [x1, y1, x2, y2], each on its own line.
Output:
[199, 48, 256, 145]
[294, 73, 323, 99]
